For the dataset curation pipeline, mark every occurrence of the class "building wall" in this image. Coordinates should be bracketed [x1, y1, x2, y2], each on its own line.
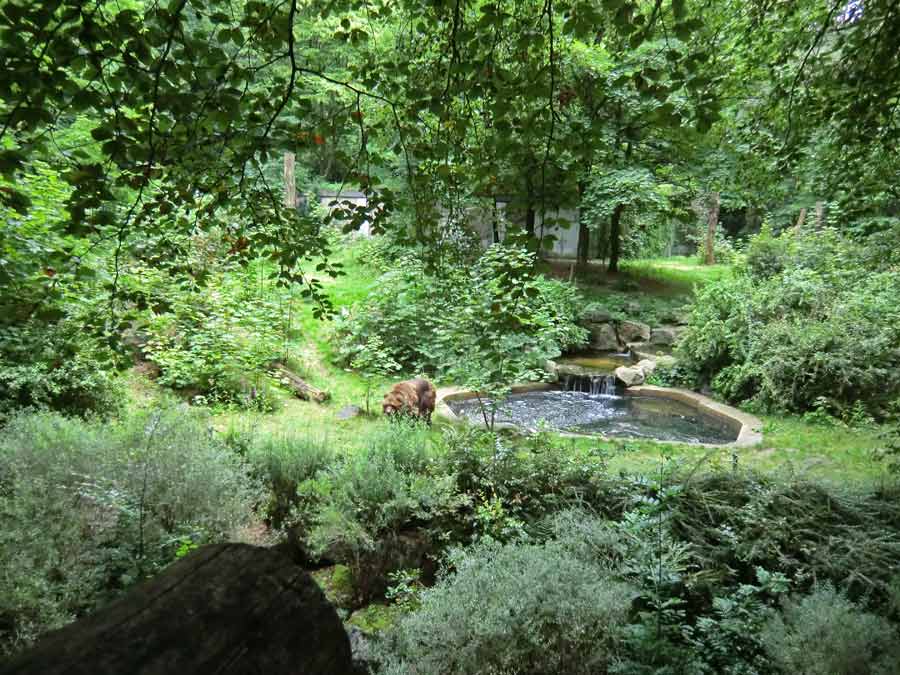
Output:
[316, 191, 582, 257]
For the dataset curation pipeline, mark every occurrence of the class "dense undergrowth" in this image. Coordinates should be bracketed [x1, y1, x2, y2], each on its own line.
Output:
[3, 407, 900, 673]
[675, 225, 900, 420]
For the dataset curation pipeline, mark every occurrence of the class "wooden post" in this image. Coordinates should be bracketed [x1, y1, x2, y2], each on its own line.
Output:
[283, 152, 296, 208]
[704, 191, 719, 265]
[815, 201, 825, 229]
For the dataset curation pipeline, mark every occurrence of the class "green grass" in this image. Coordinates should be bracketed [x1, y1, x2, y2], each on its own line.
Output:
[620, 256, 732, 289]
[194, 238, 889, 486]
[557, 412, 887, 485]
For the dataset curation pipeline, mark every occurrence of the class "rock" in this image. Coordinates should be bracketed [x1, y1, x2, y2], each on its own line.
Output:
[581, 306, 612, 323]
[544, 360, 559, 378]
[556, 363, 592, 378]
[617, 320, 651, 344]
[337, 405, 362, 420]
[0, 543, 355, 675]
[636, 359, 657, 377]
[589, 322, 620, 351]
[625, 301, 642, 315]
[650, 327, 681, 347]
[615, 365, 645, 387]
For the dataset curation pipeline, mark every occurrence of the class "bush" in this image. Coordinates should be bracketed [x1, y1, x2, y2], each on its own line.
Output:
[135, 257, 284, 410]
[761, 585, 900, 675]
[376, 536, 639, 675]
[0, 319, 123, 424]
[676, 227, 900, 417]
[245, 431, 336, 529]
[299, 423, 466, 602]
[0, 407, 261, 655]
[334, 243, 588, 381]
[439, 426, 617, 540]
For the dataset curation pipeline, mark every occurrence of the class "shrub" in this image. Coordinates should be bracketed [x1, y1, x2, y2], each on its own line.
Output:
[137, 258, 284, 409]
[246, 431, 336, 529]
[761, 585, 900, 675]
[439, 426, 617, 540]
[676, 227, 900, 417]
[299, 423, 466, 602]
[0, 407, 261, 655]
[334, 243, 587, 382]
[376, 536, 639, 675]
[0, 319, 123, 424]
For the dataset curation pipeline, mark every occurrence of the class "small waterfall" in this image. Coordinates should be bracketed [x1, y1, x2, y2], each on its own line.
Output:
[562, 374, 619, 396]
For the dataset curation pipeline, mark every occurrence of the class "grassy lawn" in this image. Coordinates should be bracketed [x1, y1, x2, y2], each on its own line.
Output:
[201, 240, 890, 486]
[620, 256, 732, 289]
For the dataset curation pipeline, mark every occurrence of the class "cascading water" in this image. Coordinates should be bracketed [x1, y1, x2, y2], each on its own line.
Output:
[563, 373, 619, 396]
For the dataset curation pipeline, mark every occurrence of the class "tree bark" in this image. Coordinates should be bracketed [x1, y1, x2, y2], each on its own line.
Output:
[283, 152, 296, 208]
[576, 182, 590, 268]
[525, 207, 536, 238]
[0, 544, 354, 675]
[704, 191, 720, 265]
[272, 362, 330, 402]
[794, 207, 807, 230]
[608, 203, 625, 274]
[815, 200, 825, 229]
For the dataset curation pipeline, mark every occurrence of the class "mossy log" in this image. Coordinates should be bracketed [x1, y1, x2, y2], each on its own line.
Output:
[272, 362, 330, 402]
[0, 543, 353, 675]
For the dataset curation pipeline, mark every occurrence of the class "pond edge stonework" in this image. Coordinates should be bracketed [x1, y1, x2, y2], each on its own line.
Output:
[435, 383, 763, 449]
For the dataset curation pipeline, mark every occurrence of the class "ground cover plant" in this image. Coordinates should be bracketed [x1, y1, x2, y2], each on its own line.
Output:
[3, 0, 900, 671]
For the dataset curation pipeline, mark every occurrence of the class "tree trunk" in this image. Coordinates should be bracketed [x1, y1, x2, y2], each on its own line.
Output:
[576, 182, 590, 267]
[794, 207, 807, 230]
[272, 362, 330, 402]
[491, 197, 501, 243]
[815, 201, 825, 229]
[0, 544, 354, 675]
[284, 152, 296, 208]
[525, 207, 535, 238]
[608, 203, 625, 274]
[704, 191, 720, 265]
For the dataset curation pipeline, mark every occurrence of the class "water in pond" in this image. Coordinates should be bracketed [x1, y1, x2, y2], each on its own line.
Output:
[447, 388, 738, 444]
[557, 352, 632, 373]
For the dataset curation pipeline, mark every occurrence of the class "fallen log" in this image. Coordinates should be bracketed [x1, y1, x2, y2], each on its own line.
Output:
[0, 543, 354, 675]
[272, 362, 330, 402]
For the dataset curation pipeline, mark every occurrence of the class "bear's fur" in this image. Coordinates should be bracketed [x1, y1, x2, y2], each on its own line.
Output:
[382, 378, 437, 423]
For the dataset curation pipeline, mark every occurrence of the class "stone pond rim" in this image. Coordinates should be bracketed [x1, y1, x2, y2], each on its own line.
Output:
[435, 383, 763, 449]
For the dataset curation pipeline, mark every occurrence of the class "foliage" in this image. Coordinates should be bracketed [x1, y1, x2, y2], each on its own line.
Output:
[439, 425, 615, 540]
[243, 430, 336, 530]
[0, 406, 261, 655]
[760, 585, 900, 675]
[298, 423, 466, 602]
[350, 334, 400, 414]
[136, 256, 286, 409]
[335, 243, 587, 404]
[376, 535, 639, 675]
[676, 227, 900, 417]
[0, 319, 123, 423]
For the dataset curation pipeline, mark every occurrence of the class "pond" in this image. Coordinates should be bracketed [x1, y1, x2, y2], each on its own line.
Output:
[446, 388, 738, 445]
[555, 351, 633, 373]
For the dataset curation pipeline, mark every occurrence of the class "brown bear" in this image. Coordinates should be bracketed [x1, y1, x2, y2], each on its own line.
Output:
[382, 378, 437, 424]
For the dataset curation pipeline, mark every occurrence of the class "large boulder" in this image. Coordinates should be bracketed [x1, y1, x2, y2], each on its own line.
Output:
[635, 359, 657, 377]
[588, 322, 620, 351]
[0, 543, 355, 675]
[650, 326, 682, 347]
[617, 320, 651, 344]
[581, 306, 613, 323]
[615, 365, 645, 387]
